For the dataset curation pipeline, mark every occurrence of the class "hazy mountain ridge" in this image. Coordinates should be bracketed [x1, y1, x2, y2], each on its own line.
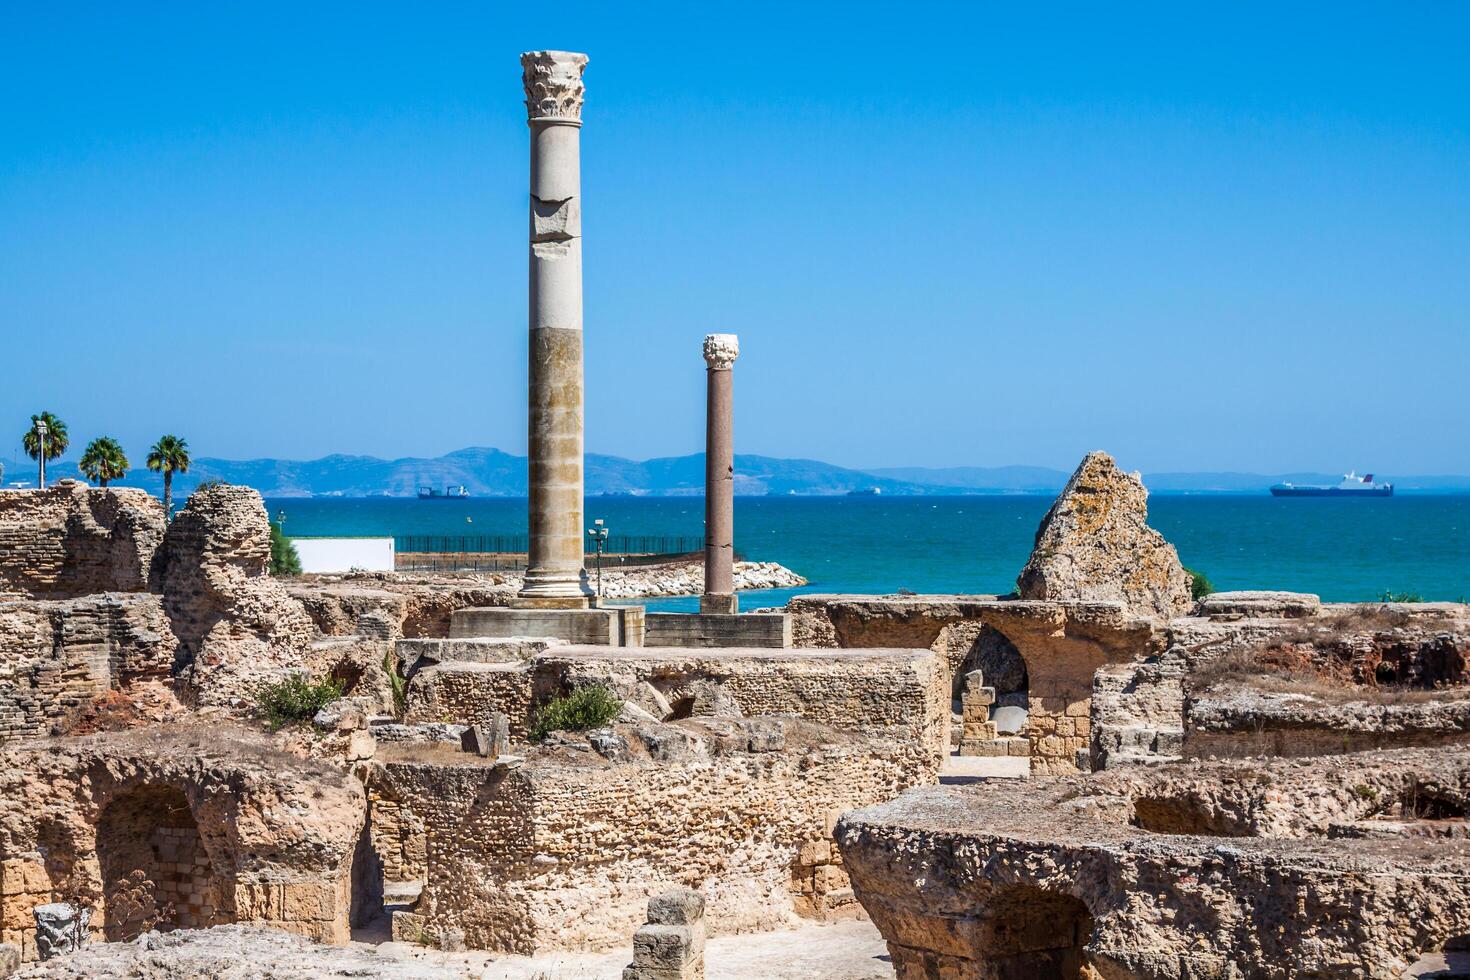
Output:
[5, 449, 1467, 497]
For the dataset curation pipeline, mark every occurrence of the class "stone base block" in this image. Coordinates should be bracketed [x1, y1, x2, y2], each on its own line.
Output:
[450, 607, 632, 646]
[699, 593, 739, 615]
[510, 595, 592, 609]
[644, 613, 791, 649]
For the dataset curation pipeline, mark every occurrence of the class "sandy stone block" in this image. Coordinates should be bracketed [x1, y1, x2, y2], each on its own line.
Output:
[234, 882, 281, 919]
[347, 731, 377, 761]
[962, 722, 998, 740]
[282, 882, 335, 922]
[1065, 700, 1089, 717]
[3, 898, 36, 931]
[1075, 717, 1090, 736]
[962, 739, 1010, 757]
[647, 889, 704, 927]
[1007, 738, 1031, 757]
[797, 839, 831, 866]
[0, 941, 18, 975]
[813, 865, 849, 892]
[631, 923, 696, 970]
[1054, 718, 1075, 737]
[1, 860, 46, 896]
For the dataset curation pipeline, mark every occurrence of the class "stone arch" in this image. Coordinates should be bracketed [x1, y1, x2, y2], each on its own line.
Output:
[33, 819, 96, 911]
[329, 659, 365, 696]
[981, 884, 1095, 979]
[956, 624, 1029, 703]
[95, 784, 232, 940]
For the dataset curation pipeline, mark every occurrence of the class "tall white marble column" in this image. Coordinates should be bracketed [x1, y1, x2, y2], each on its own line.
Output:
[518, 50, 593, 607]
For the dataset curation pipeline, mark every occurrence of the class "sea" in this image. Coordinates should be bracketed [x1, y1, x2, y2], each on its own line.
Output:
[268, 495, 1470, 613]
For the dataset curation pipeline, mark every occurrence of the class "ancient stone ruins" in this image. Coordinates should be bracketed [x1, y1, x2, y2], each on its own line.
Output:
[2, 50, 1467, 980]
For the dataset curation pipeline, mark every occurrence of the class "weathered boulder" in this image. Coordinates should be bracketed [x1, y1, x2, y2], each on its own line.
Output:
[156, 484, 315, 707]
[0, 482, 165, 599]
[1016, 451, 1190, 621]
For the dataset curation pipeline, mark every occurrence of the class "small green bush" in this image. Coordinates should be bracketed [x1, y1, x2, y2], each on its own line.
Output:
[1184, 567, 1215, 600]
[253, 675, 342, 729]
[270, 521, 302, 576]
[529, 685, 623, 742]
[1377, 590, 1424, 603]
[383, 649, 407, 717]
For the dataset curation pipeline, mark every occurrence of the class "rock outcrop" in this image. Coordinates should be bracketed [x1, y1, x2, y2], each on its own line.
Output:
[156, 485, 314, 707]
[1016, 451, 1191, 621]
[0, 482, 165, 600]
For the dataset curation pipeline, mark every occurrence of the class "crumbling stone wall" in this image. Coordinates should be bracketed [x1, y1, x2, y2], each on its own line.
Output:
[0, 594, 175, 743]
[839, 746, 1470, 979]
[404, 647, 949, 765]
[0, 483, 164, 600]
[786, 595, 1162, 773]
[0, 724, 364, 962]
[1092, 596, 1470, 767]
[156, 485, 315, 707]
[371, 718, 936, 955]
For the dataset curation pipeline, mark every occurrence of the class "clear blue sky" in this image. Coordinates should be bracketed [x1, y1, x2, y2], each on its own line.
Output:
[3, 3, 1467, 475]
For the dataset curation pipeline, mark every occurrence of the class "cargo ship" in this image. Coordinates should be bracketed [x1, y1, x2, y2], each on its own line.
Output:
[417, 485, 470, 500]
[1269, 472, 1393, 498]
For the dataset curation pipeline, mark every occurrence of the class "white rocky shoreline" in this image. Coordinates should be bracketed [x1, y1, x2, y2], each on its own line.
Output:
[587, 559, 807, 600]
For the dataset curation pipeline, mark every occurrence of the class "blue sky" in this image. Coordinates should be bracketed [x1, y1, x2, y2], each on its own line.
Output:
[2, 3, 1467, 475]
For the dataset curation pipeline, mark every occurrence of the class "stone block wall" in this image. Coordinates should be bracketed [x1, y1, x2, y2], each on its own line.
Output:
[644, 612, 791, 648]
[786, 595, 1163, 773]
[0, 726, 365, 961]
[0, 484, 164, 600]
[0, 594, 175, 743]
[545, 648, 949, 760]
[402, 648, 949, 762]
[374, 724, 936, 954]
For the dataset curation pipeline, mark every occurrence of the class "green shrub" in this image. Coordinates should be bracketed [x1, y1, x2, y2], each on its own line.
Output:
[1184, 567, 1215, 600]
[270, 521, 302, 576]
[529, 685, 623, 742]
[1377, 590, 1424, 603]
[383, 649, 407, 717]
[252, 675, 342, 729]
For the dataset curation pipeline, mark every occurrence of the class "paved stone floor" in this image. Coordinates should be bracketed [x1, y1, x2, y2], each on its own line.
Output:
[354, 917, 894, 979]
[940, 749, 1029, 782]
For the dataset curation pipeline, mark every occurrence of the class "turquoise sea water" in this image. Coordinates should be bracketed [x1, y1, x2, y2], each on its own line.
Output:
[269, 495, 1470, 612]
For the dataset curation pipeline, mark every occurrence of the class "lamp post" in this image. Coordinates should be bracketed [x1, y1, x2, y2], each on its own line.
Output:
[34, 419, 48, 490]
[586, 519, 609, 601]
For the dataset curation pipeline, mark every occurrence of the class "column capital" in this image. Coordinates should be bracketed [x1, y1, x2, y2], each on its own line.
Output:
[703, 333, 740, 370]
[521, 50, 588, 125]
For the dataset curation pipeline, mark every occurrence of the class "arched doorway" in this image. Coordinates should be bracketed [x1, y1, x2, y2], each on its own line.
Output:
[96, 785, 228, 940]
[982, 884, 1094, 979]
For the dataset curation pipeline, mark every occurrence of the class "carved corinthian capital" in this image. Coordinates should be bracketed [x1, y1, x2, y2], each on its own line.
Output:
[521, 50, 588, 123]
[703, 333, 740, 370]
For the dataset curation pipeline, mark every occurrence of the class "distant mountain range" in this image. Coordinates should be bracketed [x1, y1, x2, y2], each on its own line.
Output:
[4, 447, 1468, 497]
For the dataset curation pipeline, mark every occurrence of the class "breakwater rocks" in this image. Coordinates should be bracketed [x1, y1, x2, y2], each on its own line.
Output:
[594, 560, 806, 599]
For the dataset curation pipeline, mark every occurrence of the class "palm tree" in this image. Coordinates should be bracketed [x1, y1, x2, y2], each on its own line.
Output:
[79, 437, 130, 487]
[147, 435, 191, 519]
[22, 412, 69, 488]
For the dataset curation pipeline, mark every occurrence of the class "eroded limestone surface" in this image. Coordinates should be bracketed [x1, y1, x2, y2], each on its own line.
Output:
[838, 747, 1470, 979]
[1016, 452, 1191, 622]
[157, 484, 316, 707]
[0, 482, 164, 600]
